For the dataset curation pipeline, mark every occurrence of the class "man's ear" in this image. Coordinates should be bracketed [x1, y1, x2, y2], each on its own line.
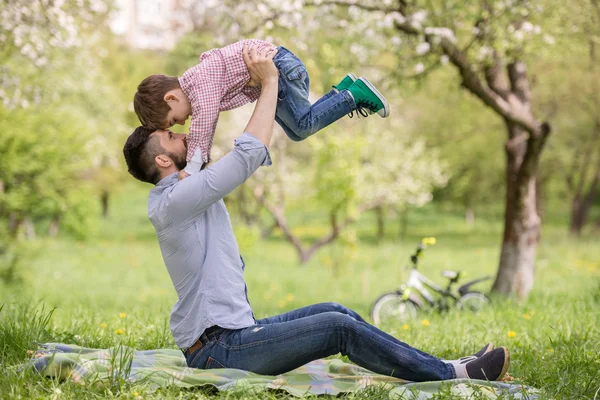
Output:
[155, 154, 173, 168]
[164, 91, 178, 103]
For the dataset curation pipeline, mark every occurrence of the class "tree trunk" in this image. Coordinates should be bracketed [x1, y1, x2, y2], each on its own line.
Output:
[568, 123, 600, 235]
[465, 208, 475, 225]
[100, 190, 110, 218]
[399, 208, 408, 239]
[48, 214, 61, 237]
[492, 122, 547, 299]
[375, 206, 385, 241]
[569, 195, 585, 234]
[23, 217, 36, 240]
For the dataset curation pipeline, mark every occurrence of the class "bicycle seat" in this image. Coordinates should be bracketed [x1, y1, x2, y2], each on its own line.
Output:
[441, 270, 460, 280]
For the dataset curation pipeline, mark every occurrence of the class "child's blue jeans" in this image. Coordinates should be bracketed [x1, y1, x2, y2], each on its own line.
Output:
[273, 47, 356, 141]
[184, 302, 455, 381]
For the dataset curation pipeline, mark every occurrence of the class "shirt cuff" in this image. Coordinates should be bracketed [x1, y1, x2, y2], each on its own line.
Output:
[235, 132, 272, 167]
[184, 160, 203, 175]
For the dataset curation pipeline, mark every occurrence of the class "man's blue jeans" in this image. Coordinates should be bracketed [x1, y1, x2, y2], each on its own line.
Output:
[184, 302, 455, 381]
[273, 47, 356, 142]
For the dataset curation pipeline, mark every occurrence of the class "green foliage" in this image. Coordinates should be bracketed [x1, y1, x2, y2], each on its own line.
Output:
[313, 135, 360, 212]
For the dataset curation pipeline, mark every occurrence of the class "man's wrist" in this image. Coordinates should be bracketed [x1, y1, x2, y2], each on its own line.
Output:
[260, 78, 278, 87]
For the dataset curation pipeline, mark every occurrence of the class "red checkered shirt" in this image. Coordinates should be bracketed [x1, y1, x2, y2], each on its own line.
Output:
[179, 39, 277, 170]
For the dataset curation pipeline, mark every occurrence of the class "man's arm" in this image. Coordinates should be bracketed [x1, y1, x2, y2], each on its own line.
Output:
[241, 44, 278, 148]
[167, 45, 279, 222]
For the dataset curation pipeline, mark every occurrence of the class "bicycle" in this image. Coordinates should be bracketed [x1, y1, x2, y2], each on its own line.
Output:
[370, 237, 492, 326]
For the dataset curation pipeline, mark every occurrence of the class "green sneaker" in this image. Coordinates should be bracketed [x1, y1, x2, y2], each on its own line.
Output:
[333, 73, 357, 92]
[347, 77, 390, 118]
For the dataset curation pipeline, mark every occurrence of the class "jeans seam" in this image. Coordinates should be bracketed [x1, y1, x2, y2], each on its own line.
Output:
[288, 91, 353, 137]
[341, 320, 453, 380]
[340, 90, 356, 110]
[218, 315, 355, 350]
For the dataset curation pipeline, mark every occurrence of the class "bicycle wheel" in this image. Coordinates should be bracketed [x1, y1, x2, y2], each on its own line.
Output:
[457, 291, 491, 312]
[370, 292, 420, 326]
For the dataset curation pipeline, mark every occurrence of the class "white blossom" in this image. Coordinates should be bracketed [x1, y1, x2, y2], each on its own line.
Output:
[416, 42, 430, 55]
[513, 30, 525, 42]
[412, 10, 427, 23]
[521, 21, 534, 33]
[424, 27, 456, 43]
[543, 34, 555, 45]
[414, 63, 425, 74]
[477, 46, 493, 61]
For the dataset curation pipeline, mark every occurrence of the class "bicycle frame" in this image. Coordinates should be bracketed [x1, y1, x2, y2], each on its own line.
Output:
[403, 268, 460, 307]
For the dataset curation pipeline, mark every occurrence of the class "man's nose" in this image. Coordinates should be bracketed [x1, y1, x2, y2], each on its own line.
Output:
[172, 133, 187, 140]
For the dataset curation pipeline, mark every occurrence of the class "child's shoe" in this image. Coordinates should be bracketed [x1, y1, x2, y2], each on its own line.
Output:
[348, 77, 390, 118]
[333, 73, 357, 92]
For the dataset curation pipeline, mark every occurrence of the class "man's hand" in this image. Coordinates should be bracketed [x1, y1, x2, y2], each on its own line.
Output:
[243, 44, 278, 87]
[178, 170, 190, 181]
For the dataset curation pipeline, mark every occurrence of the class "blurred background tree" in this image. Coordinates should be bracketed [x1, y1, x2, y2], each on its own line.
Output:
[0, 0, 598, 294]
[208, 0, 598, 299]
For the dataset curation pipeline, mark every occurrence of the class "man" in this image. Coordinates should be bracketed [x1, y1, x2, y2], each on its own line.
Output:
[122, 46, 510, 381]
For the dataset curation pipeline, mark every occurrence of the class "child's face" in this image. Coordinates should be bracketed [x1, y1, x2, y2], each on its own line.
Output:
[164, 90, 192, 128]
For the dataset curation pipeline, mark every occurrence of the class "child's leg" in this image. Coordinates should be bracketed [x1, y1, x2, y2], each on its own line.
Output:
[274, 47, 357, 141]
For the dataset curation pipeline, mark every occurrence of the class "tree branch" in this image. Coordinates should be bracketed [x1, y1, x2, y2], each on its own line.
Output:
[484, 51, 510, 100]
[305, 0, 397, 13]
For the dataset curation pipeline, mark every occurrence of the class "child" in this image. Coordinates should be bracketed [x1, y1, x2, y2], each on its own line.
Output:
[134, 39, 389, 175]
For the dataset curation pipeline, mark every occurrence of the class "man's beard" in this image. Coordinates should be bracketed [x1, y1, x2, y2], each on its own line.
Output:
[168, 151, 187, 171]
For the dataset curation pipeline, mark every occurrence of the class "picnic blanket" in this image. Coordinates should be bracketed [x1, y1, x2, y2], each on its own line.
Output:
[26, 343, 540, 399]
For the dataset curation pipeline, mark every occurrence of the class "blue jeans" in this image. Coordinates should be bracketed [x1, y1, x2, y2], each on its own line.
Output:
[184, 302, 455, 381]
[273, 47, 356, 142]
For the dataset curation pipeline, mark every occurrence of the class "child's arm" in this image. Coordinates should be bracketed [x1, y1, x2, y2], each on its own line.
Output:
[184, 104, 220, 175]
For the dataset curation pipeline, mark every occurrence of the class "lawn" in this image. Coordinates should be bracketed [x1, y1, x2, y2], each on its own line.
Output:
[1, 183, 599, 399]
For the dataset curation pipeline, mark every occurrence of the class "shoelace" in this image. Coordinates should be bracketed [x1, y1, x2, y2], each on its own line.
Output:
[348, 100, 378, 118]
[348, 107, 370, 118]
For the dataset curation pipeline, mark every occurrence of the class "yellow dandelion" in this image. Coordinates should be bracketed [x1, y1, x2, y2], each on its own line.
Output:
[523, 313, 531, 320]
[119, 313, 127, 319]
[507, 330, 516, 338]
[285, 293, 294, 302]
[279, 300, 287, 308]
[115, 329, 124, 335]
[421, 319, 430, 327]
[134, 392, 139, 396]
[99, 323, 107, 328]
[402, 324, 409, 330]
[547, 348, 553, 353]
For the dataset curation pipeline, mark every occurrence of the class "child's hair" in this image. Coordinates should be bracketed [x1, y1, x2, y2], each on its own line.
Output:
[134, 75, 181, 130]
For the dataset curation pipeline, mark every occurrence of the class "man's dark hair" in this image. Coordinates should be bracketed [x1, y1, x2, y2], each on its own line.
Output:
[134, 75, 181, 130]
[123, 126, 164, 184]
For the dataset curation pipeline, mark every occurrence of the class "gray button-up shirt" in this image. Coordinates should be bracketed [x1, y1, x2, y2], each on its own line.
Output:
[148, 132, 271, 349]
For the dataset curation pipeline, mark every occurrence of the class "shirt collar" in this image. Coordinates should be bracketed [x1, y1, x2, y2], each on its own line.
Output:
[155, 172, 179, 188]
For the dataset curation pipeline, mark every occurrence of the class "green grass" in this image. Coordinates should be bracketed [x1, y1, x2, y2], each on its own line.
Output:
[1, 184, 599, 399]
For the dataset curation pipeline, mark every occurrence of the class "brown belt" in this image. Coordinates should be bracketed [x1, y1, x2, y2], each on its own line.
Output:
[187, 326, 221, 355]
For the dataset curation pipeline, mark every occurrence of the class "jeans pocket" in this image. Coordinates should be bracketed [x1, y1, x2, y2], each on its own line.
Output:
[205, 356, 226, 369]
[284, 65, 306, 81]
[275, 52, 306, 82]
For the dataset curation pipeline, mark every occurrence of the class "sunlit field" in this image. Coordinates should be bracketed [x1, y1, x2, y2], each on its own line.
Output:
[1, 183, 599, 399]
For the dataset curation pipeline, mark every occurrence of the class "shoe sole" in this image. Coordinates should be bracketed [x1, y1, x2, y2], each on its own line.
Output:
[481, 342, 495, 356]
[358, 77, 390, 118]
[348, 73, 358, 82]
[497, 347, 510, 380]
